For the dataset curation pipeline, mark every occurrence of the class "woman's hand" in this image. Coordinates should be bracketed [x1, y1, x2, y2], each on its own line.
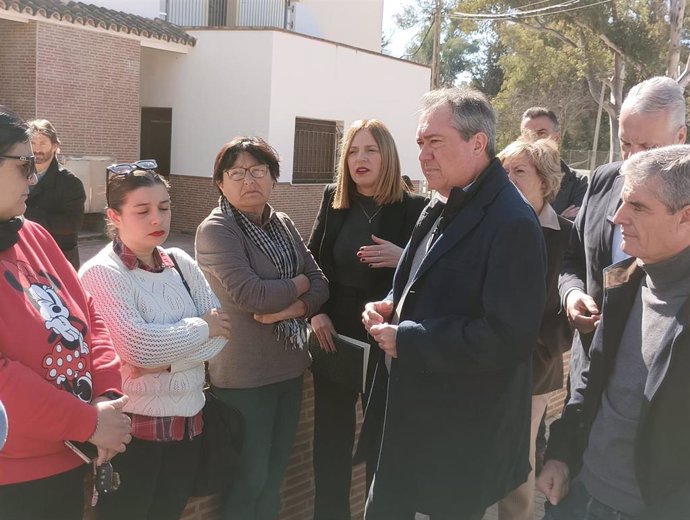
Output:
[203, 308, 232, 338]
[310, 313, 337, 352]
[291, 274, 311, 296]
[254, 300, 307, 324]
[357, 235, 404, 269]
[88, 396, 132, 464]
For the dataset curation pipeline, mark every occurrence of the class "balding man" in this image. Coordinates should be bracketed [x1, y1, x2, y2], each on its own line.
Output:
[539, 145, 690, 520]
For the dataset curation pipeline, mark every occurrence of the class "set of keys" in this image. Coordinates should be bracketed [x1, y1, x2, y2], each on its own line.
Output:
[64, 440, 121, 506]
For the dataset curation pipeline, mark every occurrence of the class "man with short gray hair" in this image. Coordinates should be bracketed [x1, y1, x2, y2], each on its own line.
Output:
[362, 87, 546, 519]
[25, 119, 85, 269]
[559, 76, 687, 396]
[539, 144, 690, 520]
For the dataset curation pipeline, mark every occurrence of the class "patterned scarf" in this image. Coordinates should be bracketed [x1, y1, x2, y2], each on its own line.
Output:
[220, 198, 308, 350]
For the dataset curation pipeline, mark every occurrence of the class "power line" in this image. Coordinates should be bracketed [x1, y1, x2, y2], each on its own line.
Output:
[407, 15, 435, 59]
[452, 0, 611, 20]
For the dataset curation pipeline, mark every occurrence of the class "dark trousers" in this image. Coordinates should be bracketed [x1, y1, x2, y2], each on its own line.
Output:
[312, 285, 379, 520]
[0, 465, 86, 520]
[543, 479, 640, 520]
[312, 373, 377, 520]
[364, 474, 485, 520]
[97, 435, 201, 520]
[215, 376, 303, 520]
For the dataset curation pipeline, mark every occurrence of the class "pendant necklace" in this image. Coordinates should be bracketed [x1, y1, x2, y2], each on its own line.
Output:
[358, 203, 383, 224]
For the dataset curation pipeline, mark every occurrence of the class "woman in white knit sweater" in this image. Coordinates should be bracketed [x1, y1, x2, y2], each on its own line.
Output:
[79, 162, 231, 520]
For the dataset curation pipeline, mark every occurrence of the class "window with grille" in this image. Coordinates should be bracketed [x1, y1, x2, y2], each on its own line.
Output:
[292, 117, 343, 184]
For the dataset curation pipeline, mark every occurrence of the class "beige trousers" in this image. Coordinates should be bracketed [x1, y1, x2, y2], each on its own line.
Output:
[496, 393, 550, 520]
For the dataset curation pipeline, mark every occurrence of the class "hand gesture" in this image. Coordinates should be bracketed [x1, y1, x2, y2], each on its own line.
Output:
[565, 290, 600, 334]
[310, 313, 337, 352]
[357, 235, 404, 269]
[203, 308, 231, 338]
[369, 323, 398, 358]
[560, 205, 580, 220]
[362, 300, 394, 334]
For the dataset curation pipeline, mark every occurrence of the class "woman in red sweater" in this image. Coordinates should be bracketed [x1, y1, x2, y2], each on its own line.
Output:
[0, 105, 132, 520]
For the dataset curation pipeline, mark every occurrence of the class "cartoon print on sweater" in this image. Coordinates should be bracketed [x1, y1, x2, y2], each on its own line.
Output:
[1, 258, 93, 402]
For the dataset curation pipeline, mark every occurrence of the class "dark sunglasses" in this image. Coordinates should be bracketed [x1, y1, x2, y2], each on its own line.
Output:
[106, 160, 158, 176]
[1, 154, 36, 180]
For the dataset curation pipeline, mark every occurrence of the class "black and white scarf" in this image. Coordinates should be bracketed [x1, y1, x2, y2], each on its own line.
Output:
[220, 198, 308, 350]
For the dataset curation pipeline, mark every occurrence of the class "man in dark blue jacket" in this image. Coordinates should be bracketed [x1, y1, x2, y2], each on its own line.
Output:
[362, 87, 546, 519]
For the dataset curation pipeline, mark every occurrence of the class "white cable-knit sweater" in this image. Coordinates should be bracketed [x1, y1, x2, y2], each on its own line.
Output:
[79, 245, 227, 417]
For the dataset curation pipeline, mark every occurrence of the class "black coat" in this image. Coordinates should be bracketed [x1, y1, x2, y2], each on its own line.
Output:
[25, 157, 85, 269]
[551, 161, 588, 215]
[535, 214, 574, 394]
[547, 258, 690, 520]
[558, 162, 622, 356]
[370, 160, 547, 515]
[307, 184, 427, 322]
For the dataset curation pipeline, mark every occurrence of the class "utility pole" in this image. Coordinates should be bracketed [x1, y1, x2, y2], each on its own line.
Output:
[430, 0, 442, 89]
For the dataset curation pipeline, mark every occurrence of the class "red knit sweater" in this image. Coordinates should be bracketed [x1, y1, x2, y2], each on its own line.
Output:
[0, 220, 122, 484]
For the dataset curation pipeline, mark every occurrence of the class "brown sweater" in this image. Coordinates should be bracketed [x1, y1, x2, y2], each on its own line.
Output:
[196, 206, 329, 389]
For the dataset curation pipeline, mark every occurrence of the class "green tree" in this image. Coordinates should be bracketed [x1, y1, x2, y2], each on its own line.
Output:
[396, 0, 478, 87]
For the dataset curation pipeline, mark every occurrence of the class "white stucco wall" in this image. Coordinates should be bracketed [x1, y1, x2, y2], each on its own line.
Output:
[293, 0, 383, 52]
[140, 29, 429, 180]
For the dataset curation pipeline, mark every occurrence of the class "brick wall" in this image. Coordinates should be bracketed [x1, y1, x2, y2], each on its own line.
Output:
[0, 19, 37, 119]
[168, 175, 327, 240]
[32, 22, 140, 163]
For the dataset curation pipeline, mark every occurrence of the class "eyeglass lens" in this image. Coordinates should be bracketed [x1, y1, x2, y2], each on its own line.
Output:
[227, 165, 268, 180]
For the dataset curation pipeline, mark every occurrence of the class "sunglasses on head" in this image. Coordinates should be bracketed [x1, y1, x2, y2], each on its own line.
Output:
[106, 159, 158, 176]
[1, 154, 36, 180]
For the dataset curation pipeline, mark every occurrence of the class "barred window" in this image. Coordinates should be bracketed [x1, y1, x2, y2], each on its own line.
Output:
[292, 117, 343, 184]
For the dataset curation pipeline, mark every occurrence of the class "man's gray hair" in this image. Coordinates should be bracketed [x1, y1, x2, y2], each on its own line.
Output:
[621, 144, 690, 213]
[420, 87, 497, 158]
[622, 76, 687, 130]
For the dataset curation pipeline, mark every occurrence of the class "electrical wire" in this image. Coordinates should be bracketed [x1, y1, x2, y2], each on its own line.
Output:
[452, 0, 611, 20]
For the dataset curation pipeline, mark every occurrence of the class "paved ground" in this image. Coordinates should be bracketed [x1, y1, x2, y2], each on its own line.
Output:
[79, 232, 547, 520]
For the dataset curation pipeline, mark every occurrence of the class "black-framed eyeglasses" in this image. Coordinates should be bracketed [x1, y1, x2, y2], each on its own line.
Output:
[225, 164, 269, 181]
[0, 154, 36, 180]
[106, 160, 158, 176]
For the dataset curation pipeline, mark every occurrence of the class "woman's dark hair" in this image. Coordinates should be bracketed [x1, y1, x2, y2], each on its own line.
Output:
[0, 106, 30, 156]
[212, 136, 280, 194]
[107, 170, 170, 212]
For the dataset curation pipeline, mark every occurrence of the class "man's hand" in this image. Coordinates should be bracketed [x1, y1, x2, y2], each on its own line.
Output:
[88, 396, 132, 462]
[369, 323, 398, 358]
[362, 300, 394, 334]
[565, 289, 601, 333]
[310, 313, 337, 352]
[536, 460, 571, 505]
[561, 205, 580, 220]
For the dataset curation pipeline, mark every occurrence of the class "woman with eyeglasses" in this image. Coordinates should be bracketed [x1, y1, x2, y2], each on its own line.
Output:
[307, 119, 427, 519]
[0, 107, 132, 519]
[78, 161, 231, 520]
[195, 136, 328, 520]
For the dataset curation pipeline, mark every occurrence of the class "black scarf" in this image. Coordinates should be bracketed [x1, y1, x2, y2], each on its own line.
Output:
[220, 198, 308, 350]
[0, 217, 23, 251]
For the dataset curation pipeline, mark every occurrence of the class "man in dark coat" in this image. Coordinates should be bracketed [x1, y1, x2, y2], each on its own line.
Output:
[362, 87, 546, 519]
[521, 107, 588, 220]
[25, 119, 85, 269]
[538, 145, 690, 520]
[559, 77, 687, 395]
